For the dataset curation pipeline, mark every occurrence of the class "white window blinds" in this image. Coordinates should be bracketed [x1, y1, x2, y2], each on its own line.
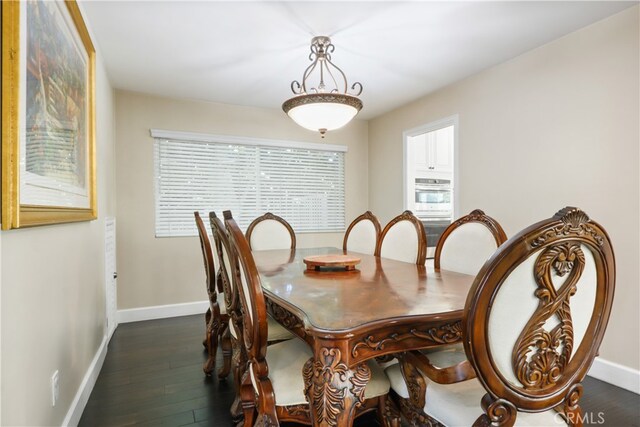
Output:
[152, 130, 346, 237]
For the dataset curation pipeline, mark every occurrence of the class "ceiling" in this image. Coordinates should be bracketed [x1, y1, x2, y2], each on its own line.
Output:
[81, 1, 635, 120]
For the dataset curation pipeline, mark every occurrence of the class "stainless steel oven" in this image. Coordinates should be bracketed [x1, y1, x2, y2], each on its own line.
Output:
[414, 178, 452, 220]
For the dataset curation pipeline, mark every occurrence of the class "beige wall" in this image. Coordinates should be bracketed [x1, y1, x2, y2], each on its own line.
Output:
[115, 92, 368, 309]
[0, 55, 116, 425]
[369, 7, 639, 370]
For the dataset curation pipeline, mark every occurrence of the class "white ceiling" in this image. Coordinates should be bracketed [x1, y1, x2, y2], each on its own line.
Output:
[81, 1, 635, 120]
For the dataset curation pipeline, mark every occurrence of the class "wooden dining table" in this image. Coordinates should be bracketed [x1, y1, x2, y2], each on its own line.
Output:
[253, 247, 475, 427]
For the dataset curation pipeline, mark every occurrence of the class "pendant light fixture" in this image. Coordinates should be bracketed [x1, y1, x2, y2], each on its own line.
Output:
[282, 36, 363, 138]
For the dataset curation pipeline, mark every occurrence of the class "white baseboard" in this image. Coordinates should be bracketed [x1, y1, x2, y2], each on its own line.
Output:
[62, 334, 109, 426]
[117, 300, 209, 324]
[588, 356, 640, 394]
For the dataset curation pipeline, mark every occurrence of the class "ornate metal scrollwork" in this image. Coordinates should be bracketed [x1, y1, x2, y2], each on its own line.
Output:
[513, 242, 585, 390]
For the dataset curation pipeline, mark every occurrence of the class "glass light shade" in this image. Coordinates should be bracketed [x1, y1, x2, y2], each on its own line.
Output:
[282, 93, 363, 135]
[287, 102, 358, 132]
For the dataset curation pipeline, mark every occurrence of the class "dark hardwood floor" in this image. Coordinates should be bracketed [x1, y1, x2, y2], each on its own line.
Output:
[80, 315, 639, 427]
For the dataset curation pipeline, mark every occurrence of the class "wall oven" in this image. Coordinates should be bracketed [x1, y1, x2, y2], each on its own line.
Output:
[414, 178, 452, 220]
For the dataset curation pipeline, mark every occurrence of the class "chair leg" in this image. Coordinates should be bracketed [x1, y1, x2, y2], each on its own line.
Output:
[203, 307, 211, 348]
[217, 320, 232, 379]
[203, 313, 220, 376]
[239, 372, 256, 427]
[378, 395, 401, 427]
[231, 334, 247, 423]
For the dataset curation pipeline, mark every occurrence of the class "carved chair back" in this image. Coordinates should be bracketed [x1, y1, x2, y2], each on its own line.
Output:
[463, 207, 615, 424]
[376, 210, 427, 265]
[225, 214, 276, 410]
[194, 212, 219, 297]
[343, 211, 382, 255]
[434, 209, 507, 275]
[246, 212, 296, 251]
[209, 211, 238, 317]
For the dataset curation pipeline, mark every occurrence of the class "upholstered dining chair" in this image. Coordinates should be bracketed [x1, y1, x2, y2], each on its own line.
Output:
[246, 212, 296, 251]
[193, 212, 230, 378]
[434, 209, 507, 275]
[420, 209, 508, 368]
[225, 214, 399, 427]
[343, 210, 382, 255]
[376, 210, 427, 265]
[387, 207, 615, 426]
[210, 211, 296, 421]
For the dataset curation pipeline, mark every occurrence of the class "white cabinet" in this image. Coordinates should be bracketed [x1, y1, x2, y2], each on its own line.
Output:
[411, 126, 453, 175]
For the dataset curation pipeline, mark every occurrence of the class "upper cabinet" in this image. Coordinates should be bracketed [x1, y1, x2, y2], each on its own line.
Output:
[412, 126, 453, 176]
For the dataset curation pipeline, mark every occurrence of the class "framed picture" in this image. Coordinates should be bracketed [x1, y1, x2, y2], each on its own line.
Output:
[2, 0, 96, 230]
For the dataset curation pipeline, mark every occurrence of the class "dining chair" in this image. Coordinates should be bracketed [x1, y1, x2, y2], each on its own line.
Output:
[210, 211, 296, 422]
[387, 207, 615, 426]
[245, 212, 296, 251]
[434, 209, 507, 275]
[376, 210, 427, 265]
[193, 212, 230, 378]
[343, 210, 382, 255]
[419, 209, 508, 368]
[225, 215, 400, 426]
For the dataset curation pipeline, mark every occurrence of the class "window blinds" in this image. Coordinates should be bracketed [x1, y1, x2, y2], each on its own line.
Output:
[153, 132, 346, 237]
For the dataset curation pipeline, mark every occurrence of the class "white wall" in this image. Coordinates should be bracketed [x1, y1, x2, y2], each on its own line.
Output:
[0, 53, 116, 426]
[369, 7, 639, 371]
[115, 91, 369, 310]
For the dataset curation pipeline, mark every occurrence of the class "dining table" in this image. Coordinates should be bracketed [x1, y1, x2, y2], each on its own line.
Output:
[252, 246, 475, 427]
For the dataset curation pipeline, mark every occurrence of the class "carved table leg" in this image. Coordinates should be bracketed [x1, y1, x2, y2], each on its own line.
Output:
[303, 347, 371, 427]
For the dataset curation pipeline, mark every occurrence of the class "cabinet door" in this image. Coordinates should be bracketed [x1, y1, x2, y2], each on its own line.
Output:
[411, 133, 429, 171]
[432, 126, 453, 173]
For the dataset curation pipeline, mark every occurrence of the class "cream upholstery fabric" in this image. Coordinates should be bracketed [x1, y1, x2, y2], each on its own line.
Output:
[267, 339, 391, 406]
[229, 319, 238, 339]
[384, 345, 467, 398]
[380, 220, 419, 264]
[423, 344, 467, 366]
[221, 243, 233, 291]
[346, 220, 378, 255]
[440, 222, 498, 275]
[250, 220, 292, 251]
[216, 292, 227, 315]
[487, 245, 597, 388]
[386, 364, 566, 426]
[267, 316, 294, 341]
[266, 339, 314, 406]
[426, 378, 566, 426]
[385, 363, 410, 398]
[239, 267, 253, 322]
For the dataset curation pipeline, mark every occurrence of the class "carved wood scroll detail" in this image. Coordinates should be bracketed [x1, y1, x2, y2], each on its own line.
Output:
[512, 242, 585, 391]
[479, 394, 518, 427]
[455, 209, 499, 231]
[265, 298, 304, 331]
[352, 321, 462, 357]
[303, 347, 371, 427]
[531, 208, 604, 248]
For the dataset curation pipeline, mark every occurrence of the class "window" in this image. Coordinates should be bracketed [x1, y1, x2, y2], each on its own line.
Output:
[152, 130, 346, 237]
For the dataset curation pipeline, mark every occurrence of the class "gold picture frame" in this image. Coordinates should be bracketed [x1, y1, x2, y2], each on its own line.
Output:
[2, 0, 96, 230]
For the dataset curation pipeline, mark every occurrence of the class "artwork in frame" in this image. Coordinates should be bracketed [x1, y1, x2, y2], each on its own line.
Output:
[2, 0, 96, 229]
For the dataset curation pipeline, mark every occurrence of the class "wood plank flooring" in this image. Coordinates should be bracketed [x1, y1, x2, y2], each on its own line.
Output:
[80, 315, 639, 426]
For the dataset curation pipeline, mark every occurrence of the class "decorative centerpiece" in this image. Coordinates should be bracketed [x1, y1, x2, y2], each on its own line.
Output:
[303, 254, 361, 273]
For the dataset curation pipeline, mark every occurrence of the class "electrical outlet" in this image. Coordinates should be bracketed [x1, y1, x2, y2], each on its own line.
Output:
[51, 370, 59, 407]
